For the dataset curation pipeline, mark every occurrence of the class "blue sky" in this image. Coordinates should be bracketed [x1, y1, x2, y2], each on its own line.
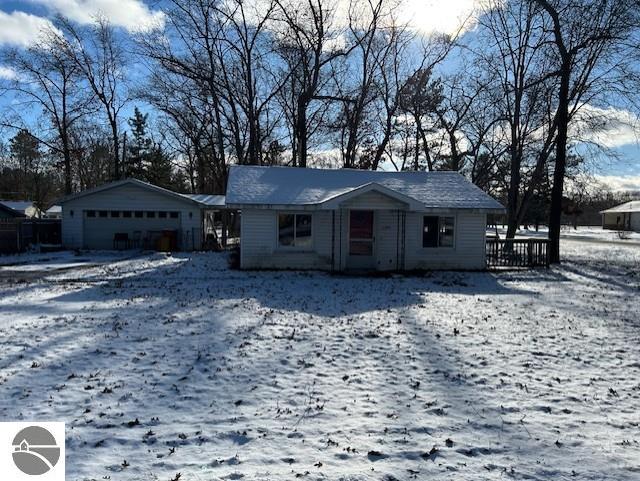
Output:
[0, 0, 638, 190]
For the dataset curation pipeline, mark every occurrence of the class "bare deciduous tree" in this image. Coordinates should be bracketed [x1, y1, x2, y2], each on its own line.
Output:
[2, 28, 92, 194]
[58, 16, 129, 181]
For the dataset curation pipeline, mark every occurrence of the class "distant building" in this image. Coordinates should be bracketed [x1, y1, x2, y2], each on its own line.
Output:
[0, 200, 41, 218]
[0, 202, 26, 219]
[601, 201, 640, 231]
[43, 205, 62, 219]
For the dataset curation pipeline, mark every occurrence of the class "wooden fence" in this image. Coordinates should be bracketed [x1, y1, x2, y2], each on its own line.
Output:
[486, 238, 550, 269]
[0, 219, 61, 253]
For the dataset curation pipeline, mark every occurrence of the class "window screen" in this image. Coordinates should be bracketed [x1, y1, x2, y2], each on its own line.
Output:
[278, 213, 312, 248]
[422, 216, 439, 247]
[295, 214, 312, 248]
[423, 216, 455, 247]
[278, 214, 295, 246]
[439, 217, 455, 247]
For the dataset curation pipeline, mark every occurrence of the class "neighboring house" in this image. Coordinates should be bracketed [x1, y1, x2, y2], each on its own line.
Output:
[59, 179, 225, 250]
[0, 200, 41, 218]
[226, 165, 505, 271]
[0, 202, 27, 219]
[43, 205, 62, 219]
[601, 201, 640, 231]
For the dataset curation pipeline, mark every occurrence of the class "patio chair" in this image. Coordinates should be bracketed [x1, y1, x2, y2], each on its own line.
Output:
[113, 232, 129, 250]
[131, 231, 142, 248]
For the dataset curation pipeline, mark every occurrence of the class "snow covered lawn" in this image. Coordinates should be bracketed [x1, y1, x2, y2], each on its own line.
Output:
[489, 226, 640, 243]
[0, 242, 638, 481]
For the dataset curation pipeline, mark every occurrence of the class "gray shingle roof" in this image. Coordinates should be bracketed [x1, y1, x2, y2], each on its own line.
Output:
[226, 165, 504, 211]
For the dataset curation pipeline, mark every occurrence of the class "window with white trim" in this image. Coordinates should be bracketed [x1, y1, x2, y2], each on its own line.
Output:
[278, 213, 312, 248]
[423, 216, 455, 248]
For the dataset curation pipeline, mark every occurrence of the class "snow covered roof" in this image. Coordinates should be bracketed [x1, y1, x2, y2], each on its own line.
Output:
[0, 200, 35, 213]
[181, 194, 226, 207]
[226, 165, 505, 212]
[0, 201, 26, 217]
[46, 205, 62, 214]
[600, 200, 640, 214]
[59, 179, 224, 209]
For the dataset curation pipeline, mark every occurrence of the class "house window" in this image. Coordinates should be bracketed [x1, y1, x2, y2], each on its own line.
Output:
[99, 211, 108, 218]
[87, 210, 96, 218]
[123, 211, 132, 218]
[439, 217, 455, 247]
[278, 213, 312, 248]
[159, 211, 167, 218]
[135, 211, 143, 218]
[147, 211, 156, 218]
[111, 211, 120, 218]
[423, 216, 455, 248]
[170, 212, 179, 219]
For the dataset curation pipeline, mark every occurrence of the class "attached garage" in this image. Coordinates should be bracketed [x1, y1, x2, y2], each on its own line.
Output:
[60, 179, 215, 251]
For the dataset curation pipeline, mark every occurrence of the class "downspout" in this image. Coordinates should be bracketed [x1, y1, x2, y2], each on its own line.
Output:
[331, 210, 335, 272]
[339, 209, 343, 271]
[396, 210, 400, 271]
[401, 212, 406, 270]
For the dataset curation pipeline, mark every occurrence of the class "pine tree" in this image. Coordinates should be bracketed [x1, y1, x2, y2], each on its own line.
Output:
[126, 107, 151, 179]
[145, 145, 175, 190]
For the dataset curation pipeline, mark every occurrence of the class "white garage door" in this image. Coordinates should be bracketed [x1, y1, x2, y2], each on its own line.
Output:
[83, 209, 181, 249]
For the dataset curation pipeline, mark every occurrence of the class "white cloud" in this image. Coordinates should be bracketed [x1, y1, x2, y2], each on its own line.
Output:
[574, 104, 640, 149]
[29, 0, 165, 32]
[401, 0, 480, 35]
[0, 10, 57, 47]
[0, 66, 18, 80]
[594, 175, 640, 193]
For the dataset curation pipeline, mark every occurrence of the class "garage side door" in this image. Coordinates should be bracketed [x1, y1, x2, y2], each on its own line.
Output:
[83, 210, 181, 249]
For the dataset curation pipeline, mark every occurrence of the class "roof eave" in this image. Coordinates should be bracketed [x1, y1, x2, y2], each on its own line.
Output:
[58, 179, 203, 207]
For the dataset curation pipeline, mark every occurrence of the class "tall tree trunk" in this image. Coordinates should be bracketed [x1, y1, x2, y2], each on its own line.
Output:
[61, 124, 73, 195]
[548, 69, 570, 264]
[110, 119, 120, 180]
[296, 100, 308, 167]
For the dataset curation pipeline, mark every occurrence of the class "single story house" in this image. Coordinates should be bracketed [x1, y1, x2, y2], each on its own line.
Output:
[226, 165, 505, 271]
[0, 200, 41, 218]
[59, 179, 225, 250]
[601, 201, 640, 231]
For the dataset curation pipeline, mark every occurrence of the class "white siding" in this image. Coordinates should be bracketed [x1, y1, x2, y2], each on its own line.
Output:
[241, 209, 336, 270]
[61, 184, 202, 250]
[342, 191, 407, 210]
[404, 211, 487, 270]
[374, 210, 402, 271]
[241, 207, 487, 271]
